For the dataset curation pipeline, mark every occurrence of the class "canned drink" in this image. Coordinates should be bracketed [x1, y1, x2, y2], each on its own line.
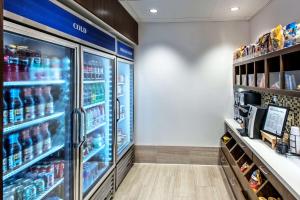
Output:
[47, 172, 55, 188]
[34, 178, 45, 195]
[15, 184, 24, 200]
[23, 185, 33, 200]
[3, 190, 14, 200]
[15, 178, 24, 186]
[22, 179, 33, 186]
[54, 160, 64, 179]
[46, 164, 54, 173]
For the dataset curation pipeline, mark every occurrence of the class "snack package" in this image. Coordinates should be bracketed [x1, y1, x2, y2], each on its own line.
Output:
[258, 33, 271, 55]
[222, 136, 231, 144]
[284, 22, 298, 47]
[249, 169, 263, 191]
[240, 162, 249, 173]
[271, 25, 284, 51]
[296, 23, 300, 43]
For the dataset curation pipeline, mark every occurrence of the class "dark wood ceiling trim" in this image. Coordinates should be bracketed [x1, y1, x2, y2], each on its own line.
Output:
[74, 0, 138, 44]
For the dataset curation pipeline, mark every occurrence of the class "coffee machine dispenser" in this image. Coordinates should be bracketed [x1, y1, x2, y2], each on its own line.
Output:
[234, 91, 261, 135]
[247, 105, 266, 139]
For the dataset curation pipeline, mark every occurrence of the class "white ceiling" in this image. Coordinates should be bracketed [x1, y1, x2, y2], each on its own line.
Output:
[120, 0, 272, 22]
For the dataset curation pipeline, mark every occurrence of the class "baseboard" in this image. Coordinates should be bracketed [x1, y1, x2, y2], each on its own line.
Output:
[135, 145, 219, 165]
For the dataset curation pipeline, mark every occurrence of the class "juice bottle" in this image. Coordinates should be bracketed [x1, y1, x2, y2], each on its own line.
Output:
[31, 126, 43, 156]
[41, 123, 52, 152]
[8, 133, 23, 169]
[9, 45, 20, 81]
[29, 51, 42, 81]
[23, 88, 35, 120]
[62, 57, 71, 79]
[91, 84, 96, 103]
[3, 145, 7, 173]
[41, 57, 51, 80]
[84, 63, 88, 80]
[50, 57, 61, 80]
[17, 46, 30, 81]
[34, 87, 45, 117]
[43, 86, 54, 115]
[87, 84, 91, 104]
[9, 89, 24, 124]
[3, 96, 8, 126]
[100, 84, 105, 102]
[4, 46, 11, 82]
[21, 129, 34, 162]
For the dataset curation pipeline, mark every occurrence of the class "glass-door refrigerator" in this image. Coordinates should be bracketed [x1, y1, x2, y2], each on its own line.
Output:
[116, 58, 134, 160]
[80, 47, 115, 200]
[2, 22, 78, 200]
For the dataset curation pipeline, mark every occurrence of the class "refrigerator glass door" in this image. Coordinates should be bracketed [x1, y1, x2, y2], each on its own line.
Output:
[81, 49, 115, 197]
[3, 29, 76, 200]
[117, 59, 134, 159]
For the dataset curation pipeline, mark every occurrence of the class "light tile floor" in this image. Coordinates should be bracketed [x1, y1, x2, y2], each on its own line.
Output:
[114, 163, 234, 200]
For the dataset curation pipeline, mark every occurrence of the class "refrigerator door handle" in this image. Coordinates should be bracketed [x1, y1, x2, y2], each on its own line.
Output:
[72, 108, 82, 147]
[81, 108, 87, 142]
[116, 98, 120, 121]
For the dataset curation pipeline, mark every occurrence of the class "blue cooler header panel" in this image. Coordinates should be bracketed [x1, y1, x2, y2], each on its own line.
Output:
[4, 0, 116, 52]
[117, 41, 134, 60]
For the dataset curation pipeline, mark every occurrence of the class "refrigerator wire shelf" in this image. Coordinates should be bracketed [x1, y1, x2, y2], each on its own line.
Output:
[36, 178, 64, 200]
[83, 80, 105, 84]
[86, 122, 106, 135]
[3, 80, 66, 87]
[83, 163, 110, 194]
[3, 144, 65, 181]
[118, 117, 125, 123]
[3, 112, 65, 134]
[83, 144, 106, 163]
[83, 101, 105, 110]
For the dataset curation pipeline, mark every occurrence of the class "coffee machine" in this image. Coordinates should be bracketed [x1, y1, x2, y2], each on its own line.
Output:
[247, 105, 266, 139]
[234, 91, 261, 135]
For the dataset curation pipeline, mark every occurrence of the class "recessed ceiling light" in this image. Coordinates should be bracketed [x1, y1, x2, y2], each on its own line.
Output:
[231, 7, 239, 12]
[150, 8, 158, 14]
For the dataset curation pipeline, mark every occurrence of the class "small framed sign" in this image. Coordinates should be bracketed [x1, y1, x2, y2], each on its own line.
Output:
[262, 105, 289, 138]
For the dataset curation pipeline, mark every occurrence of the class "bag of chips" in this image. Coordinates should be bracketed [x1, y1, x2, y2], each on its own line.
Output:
[284, 22, 298, 47]
[270, 24, 284, 51]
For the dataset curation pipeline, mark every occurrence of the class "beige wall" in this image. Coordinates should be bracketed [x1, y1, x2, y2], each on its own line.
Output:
[134, 21, 249, 147]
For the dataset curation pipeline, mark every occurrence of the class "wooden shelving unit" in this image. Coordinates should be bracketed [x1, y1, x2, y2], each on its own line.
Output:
[220, 124, 297, 200]
[233, 44, 300, 97]
[221, 133, 283, 200]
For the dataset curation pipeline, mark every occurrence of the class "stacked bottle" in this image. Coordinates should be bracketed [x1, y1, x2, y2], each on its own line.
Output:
[86, 105, 105, 132]
[83, 59, 104, 80]
[3, 86, 54, 125]
[4, 45, 70, 82]
[3, 123, 52, 173]
[3, 160, 64, 200]
[83, 83, 105, 106]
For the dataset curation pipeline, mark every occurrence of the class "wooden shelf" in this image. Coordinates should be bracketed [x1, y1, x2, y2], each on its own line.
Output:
[234, 85, 300, 97]
[233, 44, 300, 66]
[233, 44, 300, 97]
[220, 130, 285, 200]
